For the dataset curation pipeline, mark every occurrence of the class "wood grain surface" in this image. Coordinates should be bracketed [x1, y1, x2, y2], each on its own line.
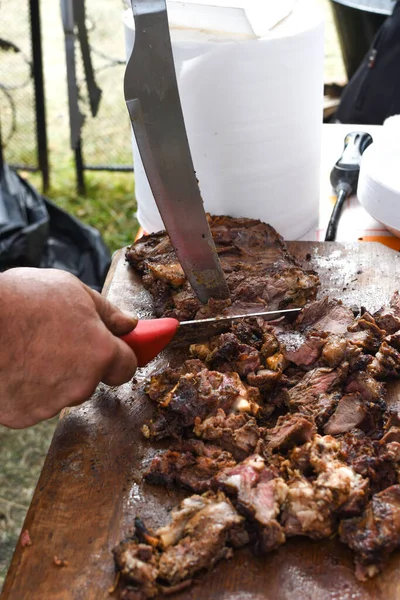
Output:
[3, 241, 400, 600]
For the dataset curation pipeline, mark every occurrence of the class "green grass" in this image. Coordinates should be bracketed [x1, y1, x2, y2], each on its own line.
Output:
[0, 418, 59, 585]
[28, 168, 139, 252]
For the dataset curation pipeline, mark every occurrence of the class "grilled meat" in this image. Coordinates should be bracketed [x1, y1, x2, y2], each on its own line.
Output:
[114, 493, 245, 598]
[144, 441, 236, 493]
[126, 216, 319, 320]
[115, 221, 400, 595]
[340, 485, 400, 581]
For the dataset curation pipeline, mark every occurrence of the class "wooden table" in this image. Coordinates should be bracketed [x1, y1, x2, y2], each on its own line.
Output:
[4, 240, 400, 600]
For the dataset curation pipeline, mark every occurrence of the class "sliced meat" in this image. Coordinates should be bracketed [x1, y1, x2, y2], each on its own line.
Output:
[126, 216, 319, 321]
[324, 393, 367, 435]
[340, 485, 400, 581]
[345, 371, 385, 404]
[294, 297, 355, 335]
[266, 413, 316, 452]
[288, 367, 344, 409]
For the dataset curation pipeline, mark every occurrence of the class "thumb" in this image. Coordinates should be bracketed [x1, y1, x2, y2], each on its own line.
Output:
[84, 285, 138, 336]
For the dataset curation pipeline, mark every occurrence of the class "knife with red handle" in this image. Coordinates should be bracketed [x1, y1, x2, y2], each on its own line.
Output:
[121, 308, 302, 367]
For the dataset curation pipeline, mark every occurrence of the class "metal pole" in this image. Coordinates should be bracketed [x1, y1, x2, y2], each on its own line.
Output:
[29, 0, 50, 191]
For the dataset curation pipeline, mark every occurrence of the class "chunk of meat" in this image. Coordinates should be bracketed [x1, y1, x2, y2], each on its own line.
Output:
[193, 409, 261, 461]
[345, 371, 385, 404]
[339, 431, 397, 494]
[348, 312, 386, 353]
[144, 360, 205, 403]
[282, 436, 368, 539]
[266, 413, 316, 452]
[204, 333, 262, 377]
[157, 492, 245, 584]
[144, 441, 236, 493]
[113, 541, 159, 598]
[369, 341, 400, 379]
[294, 297, 355, 335]
[374, 292, 400, 334]
[278, 331, 325, 367]
[143, 369, 261, 440]
[340, 485, 400, 581]
[215, 455, 287, 551]
[282, 476, 335, 539]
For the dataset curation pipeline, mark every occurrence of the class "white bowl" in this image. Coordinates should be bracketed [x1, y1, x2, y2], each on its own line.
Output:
[357, 143, 400, 238]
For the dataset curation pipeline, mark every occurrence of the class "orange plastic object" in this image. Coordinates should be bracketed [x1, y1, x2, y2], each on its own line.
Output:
[121, 318, 180, 367]
[359, 236, 400, 251]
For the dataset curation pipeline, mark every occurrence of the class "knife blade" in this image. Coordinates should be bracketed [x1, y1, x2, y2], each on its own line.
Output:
[124, 0, 230, 304]
[121, 308, 302, 366]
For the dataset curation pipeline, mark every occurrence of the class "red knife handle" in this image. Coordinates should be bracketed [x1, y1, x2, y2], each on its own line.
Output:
[120, 318, 179, 367]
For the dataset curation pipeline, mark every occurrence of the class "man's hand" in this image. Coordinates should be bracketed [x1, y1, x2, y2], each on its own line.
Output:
[0, 268, 138, 429]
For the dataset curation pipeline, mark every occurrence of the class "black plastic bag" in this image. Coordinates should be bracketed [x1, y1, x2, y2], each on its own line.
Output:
[0, 162, 111, 292]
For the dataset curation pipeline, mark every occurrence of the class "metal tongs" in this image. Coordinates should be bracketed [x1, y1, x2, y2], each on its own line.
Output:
[124, 0, 230, 304]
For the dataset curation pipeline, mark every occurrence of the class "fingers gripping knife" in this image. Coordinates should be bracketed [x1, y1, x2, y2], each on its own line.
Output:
[123, 0, 230, 304]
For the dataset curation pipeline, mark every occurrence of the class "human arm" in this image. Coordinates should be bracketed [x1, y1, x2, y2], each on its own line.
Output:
[0, 268, 138, 429]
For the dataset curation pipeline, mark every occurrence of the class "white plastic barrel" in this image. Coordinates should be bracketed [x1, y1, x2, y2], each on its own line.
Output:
[123, 0, 325, 240]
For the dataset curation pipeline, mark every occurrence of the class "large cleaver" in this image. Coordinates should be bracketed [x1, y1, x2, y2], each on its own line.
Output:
[124, 0, 230, 304]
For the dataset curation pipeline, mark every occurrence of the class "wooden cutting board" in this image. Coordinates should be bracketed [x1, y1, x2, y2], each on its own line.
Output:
[4, 241, 400, 600]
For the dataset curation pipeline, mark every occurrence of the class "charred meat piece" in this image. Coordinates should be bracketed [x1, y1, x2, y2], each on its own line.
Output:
[114, 493, 245, 598]
[144, 360, 205, 403]
[374, 292, 400, 334]
[113, 540, 159, 598]
[126, 216, 319, 320]
[294, 297, 355, 335]
[347, 312, 386, 354]
[193, 409, 261, 461]
[340, 485, 400, 581]
[339, 431, 397, 494]
[143, 369, 261, 440]
[203, 333, 262, 377]
[215, 455, 288, 551]
[144, 441, 236, 493]
[156, 492, 245, 584]
[266, 413, 316, 452]
[369, 341, 400, 379]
